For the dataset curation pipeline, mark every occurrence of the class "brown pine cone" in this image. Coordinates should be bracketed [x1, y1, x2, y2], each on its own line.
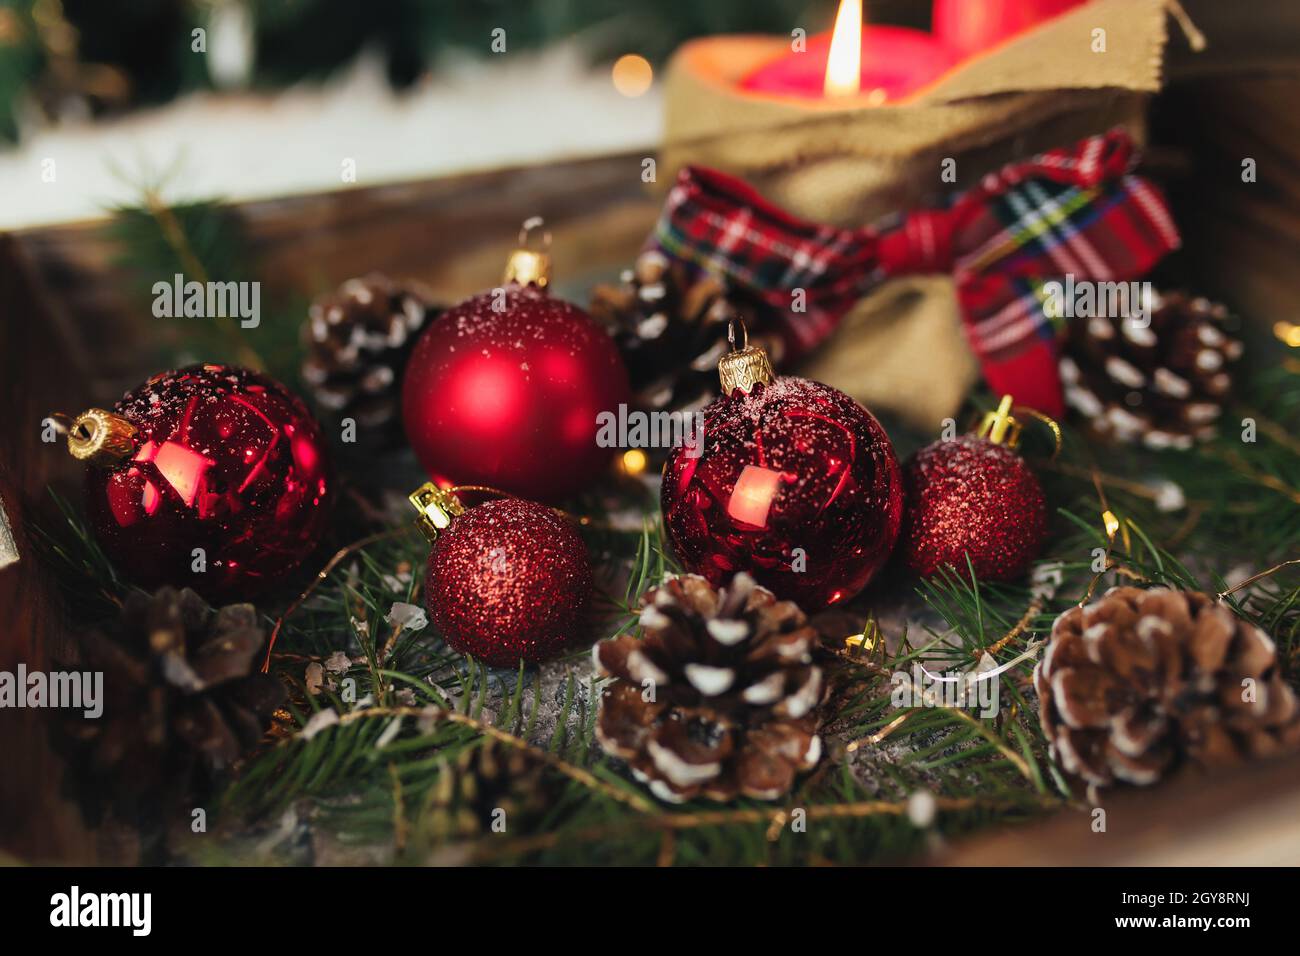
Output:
[428, 738, 555, 841]
[1059, 290, 1242, 450]
[1035, 586, 1300, 789]
[301, 273, 439, 438]
[589, 250, 783, 414]
[58, 587, 286, 820]
[593, 572, 824, 803]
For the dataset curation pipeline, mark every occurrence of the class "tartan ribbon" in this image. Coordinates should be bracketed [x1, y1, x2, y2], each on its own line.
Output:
[652, 129, 1181, 416]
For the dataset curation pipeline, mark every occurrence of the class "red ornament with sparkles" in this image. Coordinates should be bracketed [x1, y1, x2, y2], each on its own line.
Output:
[71, 364, 332, 601]
[401, 223, 630, 502]
[661, 334, 903, 610]
[411, 484, 593, 667]
[899, 397, 1048, 581]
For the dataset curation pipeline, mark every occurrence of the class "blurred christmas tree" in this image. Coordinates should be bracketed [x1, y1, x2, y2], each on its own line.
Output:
[0, 0, 930, 145]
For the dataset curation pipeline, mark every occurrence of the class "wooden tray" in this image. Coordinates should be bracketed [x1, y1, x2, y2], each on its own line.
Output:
[4, 132, 1300, 865]
[0, 152, 658, 863]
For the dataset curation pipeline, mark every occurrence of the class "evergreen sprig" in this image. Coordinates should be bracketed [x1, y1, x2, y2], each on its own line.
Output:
[33, 185, 1300, 865]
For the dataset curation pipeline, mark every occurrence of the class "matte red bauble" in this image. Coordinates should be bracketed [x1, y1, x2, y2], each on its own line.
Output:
[661, 339, 903, 610]
[72, 364, 332, 601]
[401, 226, 630, 502]
[411, 484, 593, 667]
[899, 398, 1049, 581]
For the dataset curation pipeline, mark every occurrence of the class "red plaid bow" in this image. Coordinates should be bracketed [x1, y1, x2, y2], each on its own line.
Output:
[653, 129, 1180, 416]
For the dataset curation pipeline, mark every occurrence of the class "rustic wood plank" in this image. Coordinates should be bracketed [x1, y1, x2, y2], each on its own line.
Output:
[941, 753, 1300, 866]
[0, 234, 100, 862]
[10, 152, 658, 402]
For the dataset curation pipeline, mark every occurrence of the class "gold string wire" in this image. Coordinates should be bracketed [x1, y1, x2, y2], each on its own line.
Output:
[329, 705, 654, 813]
[982, 597, 1045, 657]
[833, 606, 1043, 780]
[261, 526, 414, 671]
[465, 794, 1056, 864]
[1011, 405, 1063, 462]
[1217, 558, 1300, 603]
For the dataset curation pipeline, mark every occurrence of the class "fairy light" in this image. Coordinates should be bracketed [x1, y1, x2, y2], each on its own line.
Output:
[621, 449, 648, 476]
[845, 616, 880, 652]
[1274, 320, 1300, 348]
[611, 54, 654, 97]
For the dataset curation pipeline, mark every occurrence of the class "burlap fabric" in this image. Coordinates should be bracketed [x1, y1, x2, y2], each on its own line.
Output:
[660, 0, 1172, 427]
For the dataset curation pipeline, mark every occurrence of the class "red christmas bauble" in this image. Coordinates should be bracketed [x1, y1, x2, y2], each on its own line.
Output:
[402, 283, 630, 502]
[425, 497, 593, 667]
[79, 364, 333, 601]
[661, 376, 903, 610]
[899, 435, 1048, 581]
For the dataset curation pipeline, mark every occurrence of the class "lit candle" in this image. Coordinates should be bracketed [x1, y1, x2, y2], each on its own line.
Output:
[739, 0, 956, 104]
[932, 0, 1088, 59]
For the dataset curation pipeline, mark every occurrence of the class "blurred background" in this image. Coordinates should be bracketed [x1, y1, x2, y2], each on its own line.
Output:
[0, 0, 938, 229]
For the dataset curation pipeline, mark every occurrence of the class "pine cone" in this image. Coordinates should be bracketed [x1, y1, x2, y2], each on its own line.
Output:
[58, 587, 286, 820]
[589, 251, 783, 414]
[1035, 586, 1300, 789]
[1059, 291, 1242, 450]
[301, 273, 439, 438]
[593, 572, 824, 803]
[427, 738, 555, 840]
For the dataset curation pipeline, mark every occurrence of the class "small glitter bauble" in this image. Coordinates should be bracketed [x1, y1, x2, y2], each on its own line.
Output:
[661, 377, 903, 610]
[402, 283, 630, 502]
[899, 435, 1048, 581]
[79, 364, 333, 601]
[425, 497, 593, 667]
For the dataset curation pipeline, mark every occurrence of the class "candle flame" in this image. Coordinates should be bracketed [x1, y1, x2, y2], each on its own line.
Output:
[824, 0, 862, 98]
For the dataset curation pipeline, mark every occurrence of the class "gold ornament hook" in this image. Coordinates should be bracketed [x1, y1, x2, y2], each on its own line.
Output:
[976, 395, 1023, 449]
[718, 316, 774, 395]
[408, 482, 466, 543]
[727, 316, 749, 352]
[504, 216, 553, 289]
[66, 408, 137, 465]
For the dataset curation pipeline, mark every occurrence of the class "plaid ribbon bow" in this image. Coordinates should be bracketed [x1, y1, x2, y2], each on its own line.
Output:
[652, 129, 1180, 416]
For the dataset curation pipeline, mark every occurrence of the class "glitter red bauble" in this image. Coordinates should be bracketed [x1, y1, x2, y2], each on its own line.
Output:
[401, 283, 630, 502]
[425, 497, 593, 667]
[899, 436, 1048, 581]
[661, 377, 903, 610]
[83, 364, 333, 601]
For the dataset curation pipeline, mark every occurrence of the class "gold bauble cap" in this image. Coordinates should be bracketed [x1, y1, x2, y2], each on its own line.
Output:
[66, 408, 138, 466]
[718, 319, 775, 395]
[976, 395, 1023, 448]
[408, 481, 465, 543]
[503, 216, 552, 290]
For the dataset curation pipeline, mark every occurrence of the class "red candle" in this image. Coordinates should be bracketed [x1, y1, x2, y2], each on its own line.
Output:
[740, 24, 956, 103]
[933, 0, 1087, 59]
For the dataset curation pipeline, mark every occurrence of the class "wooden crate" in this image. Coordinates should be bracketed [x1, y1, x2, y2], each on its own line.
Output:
[4, 55, 1300, 861]
[0, 153, 658, 862]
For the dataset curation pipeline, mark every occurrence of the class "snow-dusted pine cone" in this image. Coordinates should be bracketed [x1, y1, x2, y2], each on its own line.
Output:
[1035, 586, 1300, 789]
[589, 250, 782, 415]
[300, 273, 439, 438]
[58, 587, 286, 819]
[593, 572, 824, 803]
[428, 738, 555, 840]
[1059, 291, 1242, 450]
